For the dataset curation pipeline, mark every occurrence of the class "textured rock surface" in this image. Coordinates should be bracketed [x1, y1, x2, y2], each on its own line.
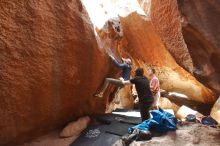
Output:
[1, 0, 219, 145]
[178, 0, 220, 49]
[150, 0, 193, 73]
[96, 11, 216, 105]
[120, 12, 216, 103]
[178, 0, 220, 94]
[0, 0, 113, 145]
[211, 97, 220, 124]
[139, 0, 220, 94]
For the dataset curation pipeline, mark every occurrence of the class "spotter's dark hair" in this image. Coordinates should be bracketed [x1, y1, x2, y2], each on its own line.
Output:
[135, 68, 144, 76]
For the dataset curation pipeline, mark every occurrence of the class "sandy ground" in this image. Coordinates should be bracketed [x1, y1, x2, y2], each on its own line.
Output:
[114, 122, 220, 146]
[20, 129, 77, 146]
[21, 123, 220, 146]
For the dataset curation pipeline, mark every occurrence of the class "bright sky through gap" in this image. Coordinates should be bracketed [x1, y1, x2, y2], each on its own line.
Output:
[82, 0, 145, 29]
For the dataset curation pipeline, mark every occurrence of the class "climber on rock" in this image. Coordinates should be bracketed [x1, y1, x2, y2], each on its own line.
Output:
[149, 68, 160, 110]
[122, 68, 154, 121]
[94, 54, 132, 98]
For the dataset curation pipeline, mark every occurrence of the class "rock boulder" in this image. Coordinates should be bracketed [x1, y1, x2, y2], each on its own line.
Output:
[0, 0, 112, 145]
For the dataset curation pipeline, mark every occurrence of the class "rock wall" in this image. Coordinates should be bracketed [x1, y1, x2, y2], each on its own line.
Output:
[96, 12, 216, 104]
[211, 97, 220, 124]
[150, 0, 193, 73]
[139, 0, 220, 94]
[178, 0, 220, 94]
[0, 0, 219, 145]
[120, 13, 216, 103]
[178, 0, 220, 49]
[0, 0, 113, 145]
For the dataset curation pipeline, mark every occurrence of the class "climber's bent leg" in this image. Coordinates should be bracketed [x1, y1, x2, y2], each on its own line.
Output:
[94, 78, 123, 98]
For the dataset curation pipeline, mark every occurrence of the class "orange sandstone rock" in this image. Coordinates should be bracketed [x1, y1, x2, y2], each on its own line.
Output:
[139, 0, 220, 94]
[120, 12, 216, 103]
[178, 0, 220, 94]
[0, 0, 113, 145]
[150, 0, 193, 73]
[96, 11, 216, 103]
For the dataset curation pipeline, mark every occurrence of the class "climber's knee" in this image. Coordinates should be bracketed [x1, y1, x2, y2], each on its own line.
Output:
[105, 78, 112, 81]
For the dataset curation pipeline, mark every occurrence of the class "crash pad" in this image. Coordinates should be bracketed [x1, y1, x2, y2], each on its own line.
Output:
[71, 109, 141, 146]
[70, 125, 120, 146]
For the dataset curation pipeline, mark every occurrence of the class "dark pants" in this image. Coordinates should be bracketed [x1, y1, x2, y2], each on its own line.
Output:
[139, 100, 154, 121]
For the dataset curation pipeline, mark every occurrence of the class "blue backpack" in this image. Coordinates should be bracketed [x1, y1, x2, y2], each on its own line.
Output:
[150, 108, 177, 133]
[129, 108, 177, 134]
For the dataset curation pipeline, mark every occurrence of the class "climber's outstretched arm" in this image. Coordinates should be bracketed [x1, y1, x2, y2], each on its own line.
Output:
[109, 55, 125, 69]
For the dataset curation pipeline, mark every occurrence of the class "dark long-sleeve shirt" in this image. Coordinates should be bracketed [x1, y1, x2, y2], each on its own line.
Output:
[112, 58, 131, 80]
[130, 76, 153, 102]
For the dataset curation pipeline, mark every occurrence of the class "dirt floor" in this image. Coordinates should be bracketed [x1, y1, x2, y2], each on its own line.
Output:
[21, 122, 220, 146]
[114, 122, 220, 146]
[20, 129, 78, 146]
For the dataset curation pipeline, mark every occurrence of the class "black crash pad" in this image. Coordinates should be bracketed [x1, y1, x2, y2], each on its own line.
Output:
[71, 110, 141, 146]
[105, 122, 133, 136]
[70, 125, 120, 146]
[94, 113, 141, 125]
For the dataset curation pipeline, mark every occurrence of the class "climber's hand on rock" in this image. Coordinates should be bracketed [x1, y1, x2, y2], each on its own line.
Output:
[134, 97, 139, 104]
[122, 57, 126, 62]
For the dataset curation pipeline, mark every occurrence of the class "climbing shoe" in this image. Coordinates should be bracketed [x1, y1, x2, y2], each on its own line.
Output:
[93, 93, 103, 98]
[136, 130, 152, 141]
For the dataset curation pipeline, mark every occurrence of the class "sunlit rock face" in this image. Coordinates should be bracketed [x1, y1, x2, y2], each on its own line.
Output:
[149, 0, 193, 73]
[178, 0, 220, 94]
[96, 12, 216, 104]
[91, 0, 217, 105]
[0, 0, 114, 145]
[0, 0, 219, 145]
[82, 0, 145, 29]
[120, 13, 216, 103]
[139, 0, 220, 94]
[211, 97, 220, 124]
